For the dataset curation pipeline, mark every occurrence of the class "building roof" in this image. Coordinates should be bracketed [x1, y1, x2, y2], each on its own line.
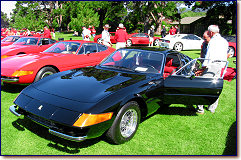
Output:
[171, 16, 205, 25]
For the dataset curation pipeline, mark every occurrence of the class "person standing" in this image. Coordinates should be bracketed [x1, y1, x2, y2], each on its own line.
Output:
[114, 23, 128, 50]
[169, 26, 176, 35]
[43, 26, 52, 39]
[200, 30, 211, 59]
[175, 25, 180, 34]
[102, 24, 112, 47]
[196, 25, 228, 114]
[148, 25, 155, 47]
[161, 25, 166, 38]
[91, 26, 96, 38]
[82, 26, 91, 41]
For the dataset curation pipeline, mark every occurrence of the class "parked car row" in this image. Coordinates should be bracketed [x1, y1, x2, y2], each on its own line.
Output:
[1, 32, 232, 145]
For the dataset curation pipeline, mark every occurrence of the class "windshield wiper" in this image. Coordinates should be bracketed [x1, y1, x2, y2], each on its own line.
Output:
[101, 65, 138, 72]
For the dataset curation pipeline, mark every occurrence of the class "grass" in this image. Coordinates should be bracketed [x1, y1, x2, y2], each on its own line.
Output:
[1, 33, 236, 155]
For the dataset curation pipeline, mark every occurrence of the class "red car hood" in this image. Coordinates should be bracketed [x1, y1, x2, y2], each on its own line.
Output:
[1, 42, 14, 46]
[1, 53, 56, 71]
[1, 45, 35, 55]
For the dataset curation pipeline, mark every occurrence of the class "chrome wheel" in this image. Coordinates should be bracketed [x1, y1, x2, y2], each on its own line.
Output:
[97, 38, 102, 44]
[126, 39, 132, 47]
[154, 39, 159, 46]
[228, 46, 235, 57]
[40, 71, 54, 79]
[174, 42, 183, 51]
[120, 109, 138, 138]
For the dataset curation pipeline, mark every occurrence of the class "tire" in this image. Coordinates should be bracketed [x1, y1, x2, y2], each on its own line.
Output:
[106, 101, 141, 144]
[174, 42, 183, 51]
[228, 46, 235, 57]
[34, 67, 57, 82]
[97, 38, 102, 44]
[126, 39, 132, 47]
[154, 39, 159, 46]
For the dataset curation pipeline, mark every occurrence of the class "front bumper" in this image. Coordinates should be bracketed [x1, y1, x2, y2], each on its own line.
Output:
[1, 76, 19, 83]
[9, 105, 87, 142]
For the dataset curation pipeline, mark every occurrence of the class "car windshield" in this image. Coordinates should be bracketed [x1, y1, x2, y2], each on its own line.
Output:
[13, 37, 39, 45]
[2, 36, 21, 42]
[44, 42, 81, 54]
[100, 49, 164, 73]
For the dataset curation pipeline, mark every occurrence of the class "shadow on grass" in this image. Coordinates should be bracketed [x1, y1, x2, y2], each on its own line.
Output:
[223, 121, 237, 155]
[1, 84, 27, 93]
[12, 118, 103, 154]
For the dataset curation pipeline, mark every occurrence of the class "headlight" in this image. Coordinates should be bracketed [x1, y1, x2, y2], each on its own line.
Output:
[11, 70, 34, 77]
[1, 55, 10, 59]
[73, 112, 113, 127]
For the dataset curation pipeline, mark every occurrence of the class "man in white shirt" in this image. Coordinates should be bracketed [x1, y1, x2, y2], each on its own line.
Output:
[82, 26, 91, 41]
[196, 25, 228, 114]
[101, 24, 112, 47]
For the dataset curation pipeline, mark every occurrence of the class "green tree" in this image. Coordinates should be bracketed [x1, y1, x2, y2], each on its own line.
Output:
[185, 1, 236, 35]
[125, 1, 180, 33]
[1, 11, 9, 28]
[68, 1, 100, 33]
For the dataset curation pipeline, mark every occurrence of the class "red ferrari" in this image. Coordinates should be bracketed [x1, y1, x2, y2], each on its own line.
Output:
[223, 36, 236, 57]
[1, 40, 115, 84]
[1, 37, 57, 59]
[126, 33, 160, 47]
[94, 32, 116, 44]
[1, 35, 26, 47]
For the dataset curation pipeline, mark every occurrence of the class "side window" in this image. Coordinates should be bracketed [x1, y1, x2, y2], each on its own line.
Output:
[85, 43, 97, 54]
[166, 54, 181, 67]
[77, 43, 97, 54]
[189, 35, 200, 40]
[97, 44, 108, 52]
[50, 39, 56, 44]
[182, 36, 189, 40]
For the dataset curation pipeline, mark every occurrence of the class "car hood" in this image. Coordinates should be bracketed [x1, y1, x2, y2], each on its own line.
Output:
[1, 53, 57, 70]
[1, 44, 32, 55]
[31, 67, 147, 104]
[1, 41, 14, 46]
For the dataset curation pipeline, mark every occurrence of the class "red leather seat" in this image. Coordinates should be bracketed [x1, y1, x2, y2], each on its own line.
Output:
[163, 58, 177, 78]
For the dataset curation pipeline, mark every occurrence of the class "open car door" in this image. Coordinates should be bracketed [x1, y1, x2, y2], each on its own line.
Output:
[162, 58, 228, 105]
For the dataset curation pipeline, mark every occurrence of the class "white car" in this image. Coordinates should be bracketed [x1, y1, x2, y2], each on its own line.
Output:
[160, 34, 204, 51]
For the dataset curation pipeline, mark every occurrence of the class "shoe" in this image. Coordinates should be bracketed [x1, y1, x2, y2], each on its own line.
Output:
[196, 109, 204, 114]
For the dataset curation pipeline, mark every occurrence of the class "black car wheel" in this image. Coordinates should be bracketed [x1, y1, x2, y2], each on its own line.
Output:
[228, 46, 235, 57]
[126, 39, 132, 47]
[34, 67, 57, 82]
[174, 42, 183, 51]
[106, 101, 141, 144]
[154, 39, 159, 46]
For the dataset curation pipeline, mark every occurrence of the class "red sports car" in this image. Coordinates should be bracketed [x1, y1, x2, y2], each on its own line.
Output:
[1, 37, 57, 59]
[224, 36, 236, 57]
[1, 35, 26, 47]
[1, 40, 115, 84]
[94, 32, 117, 44]
[126, 33, 160, 47]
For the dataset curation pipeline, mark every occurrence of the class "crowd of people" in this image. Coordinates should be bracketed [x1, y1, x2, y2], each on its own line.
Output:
[1, 26, 55, 39]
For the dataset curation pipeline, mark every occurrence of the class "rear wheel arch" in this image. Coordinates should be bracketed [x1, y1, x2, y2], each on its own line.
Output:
[119, 95, 148, 119]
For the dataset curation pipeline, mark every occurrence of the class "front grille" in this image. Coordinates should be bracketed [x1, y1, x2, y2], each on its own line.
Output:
[27, 113, 53, 128]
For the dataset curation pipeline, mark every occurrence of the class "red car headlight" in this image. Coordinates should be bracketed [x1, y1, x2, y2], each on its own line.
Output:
[11, 70, 34, 77]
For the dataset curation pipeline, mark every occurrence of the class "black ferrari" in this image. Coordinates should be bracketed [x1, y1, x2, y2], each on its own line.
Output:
[9, 47, 228, 144]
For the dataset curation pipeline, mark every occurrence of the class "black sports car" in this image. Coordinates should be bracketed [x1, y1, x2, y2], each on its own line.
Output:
[9, 47, 228, 144]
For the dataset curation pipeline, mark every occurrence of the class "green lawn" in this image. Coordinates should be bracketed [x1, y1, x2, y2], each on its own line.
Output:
[1, 33, 236, 155]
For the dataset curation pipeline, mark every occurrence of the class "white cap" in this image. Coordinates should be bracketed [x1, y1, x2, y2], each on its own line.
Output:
[118, 23, 124, 28]
[208, 25, 219, 33]
[151, 25, 155, 29]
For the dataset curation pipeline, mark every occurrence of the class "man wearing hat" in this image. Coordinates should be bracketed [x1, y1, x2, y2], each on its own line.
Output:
[114, 23, 128, 50]
[148, 25, 155, 47]
[101, 24, 112, 47]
